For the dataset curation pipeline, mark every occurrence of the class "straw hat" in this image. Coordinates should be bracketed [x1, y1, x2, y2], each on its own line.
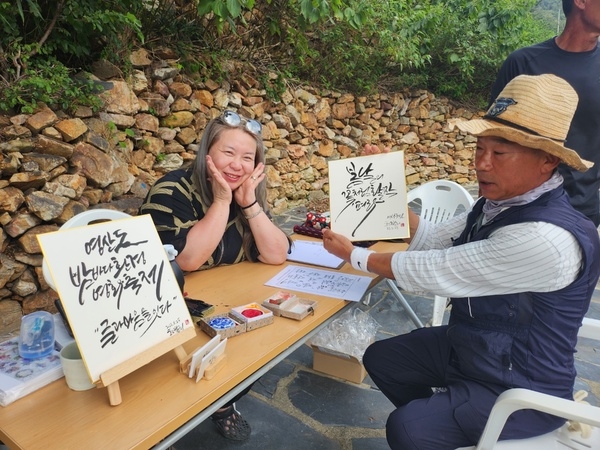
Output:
[456, 74, 593, 172]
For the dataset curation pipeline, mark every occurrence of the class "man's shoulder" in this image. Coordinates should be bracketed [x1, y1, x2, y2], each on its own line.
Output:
[505, 38, 556, 61]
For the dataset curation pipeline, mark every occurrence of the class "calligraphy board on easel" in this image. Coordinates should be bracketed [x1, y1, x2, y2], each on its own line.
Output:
[37, 215, 194, 383]
[328, 151, 409, 241]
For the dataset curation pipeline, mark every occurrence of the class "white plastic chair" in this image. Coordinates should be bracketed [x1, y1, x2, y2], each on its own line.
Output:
[457, 317, 600, 450]
[389, 180, 475, 327]
[41, 209, 130, 290]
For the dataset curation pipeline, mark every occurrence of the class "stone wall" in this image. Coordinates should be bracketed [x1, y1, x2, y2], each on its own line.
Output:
[0, 49, 480, 335]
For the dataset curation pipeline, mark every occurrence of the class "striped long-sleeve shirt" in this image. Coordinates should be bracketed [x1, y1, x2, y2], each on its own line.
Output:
[391, 212, 582, 298]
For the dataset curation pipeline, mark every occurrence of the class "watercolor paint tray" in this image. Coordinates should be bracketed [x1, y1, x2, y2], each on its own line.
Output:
[198, 313, 246, 339]
[262, 291, 317, 321]
[229, 303, 274, 331]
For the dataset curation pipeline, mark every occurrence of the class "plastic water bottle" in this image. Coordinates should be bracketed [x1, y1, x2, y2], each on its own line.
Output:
[18, 311, 55, 359]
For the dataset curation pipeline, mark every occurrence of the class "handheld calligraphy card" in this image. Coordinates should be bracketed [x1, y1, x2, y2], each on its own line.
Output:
[37, 214, 195, 385]
[328, 151, 409, 241]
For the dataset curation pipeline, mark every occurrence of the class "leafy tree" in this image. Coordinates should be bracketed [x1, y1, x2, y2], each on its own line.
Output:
[416, 0, 553, 105]
[0, 0, 142, 112]
[0, 0, 561, 111]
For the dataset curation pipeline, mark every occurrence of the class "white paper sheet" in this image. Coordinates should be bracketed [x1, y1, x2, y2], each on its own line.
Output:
[265, 265, 372, 302]
[287, 240, 344, 269]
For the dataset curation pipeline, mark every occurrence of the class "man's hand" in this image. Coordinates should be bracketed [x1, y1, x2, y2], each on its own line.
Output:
[362, 144, 391, 156]
[322, 228, 355, 263]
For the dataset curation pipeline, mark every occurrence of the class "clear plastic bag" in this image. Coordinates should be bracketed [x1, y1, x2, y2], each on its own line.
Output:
[309, 307, 380, 362]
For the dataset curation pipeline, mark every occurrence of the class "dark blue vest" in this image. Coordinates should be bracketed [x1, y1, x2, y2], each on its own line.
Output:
[447, 187, 600, 398]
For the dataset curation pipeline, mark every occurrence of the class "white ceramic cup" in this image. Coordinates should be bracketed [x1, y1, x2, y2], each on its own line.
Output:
[59, 342, 95, 391]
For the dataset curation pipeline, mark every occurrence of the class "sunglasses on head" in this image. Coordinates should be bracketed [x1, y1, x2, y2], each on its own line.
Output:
[220, 110, 262, 136]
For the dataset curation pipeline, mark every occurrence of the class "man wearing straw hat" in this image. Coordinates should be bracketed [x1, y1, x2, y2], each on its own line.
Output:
[322, 74, 600, 449]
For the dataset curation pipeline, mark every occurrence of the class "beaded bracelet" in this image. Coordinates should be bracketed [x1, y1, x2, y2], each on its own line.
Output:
[241, 200, 257, 210]
[350, 247, 374, 273]
[245, 206, 263, 220]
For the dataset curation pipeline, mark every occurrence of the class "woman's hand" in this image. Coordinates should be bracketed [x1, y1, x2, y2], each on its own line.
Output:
[322, 228, 355, 263]
[234, 162, 265, 208]
[206, 155, 232, 204]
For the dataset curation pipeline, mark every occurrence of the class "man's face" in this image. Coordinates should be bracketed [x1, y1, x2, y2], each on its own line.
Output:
[580, 0, 600, 34]
[475, 136, 559, 201]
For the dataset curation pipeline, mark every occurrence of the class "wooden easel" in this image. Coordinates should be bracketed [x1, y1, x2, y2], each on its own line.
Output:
[96, 327, 196, 406]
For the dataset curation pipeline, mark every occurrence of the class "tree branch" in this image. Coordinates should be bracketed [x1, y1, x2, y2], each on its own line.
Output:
[30, 0, 66, 58]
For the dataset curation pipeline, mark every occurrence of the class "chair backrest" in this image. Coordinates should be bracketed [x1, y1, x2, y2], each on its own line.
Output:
[408, 180, 475, 224]
[42, 209, 131, 290]
[56, 209, 130, 228]
[580, 316, 600, 340]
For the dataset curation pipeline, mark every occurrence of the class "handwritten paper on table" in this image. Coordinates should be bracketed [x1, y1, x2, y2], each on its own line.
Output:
[328, 151, 410, 242]
[287, 240, 344, 269]
[265, 265, 372, 302]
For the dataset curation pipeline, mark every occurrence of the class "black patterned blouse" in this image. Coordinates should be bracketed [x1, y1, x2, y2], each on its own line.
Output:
[139, 168, 259, 271]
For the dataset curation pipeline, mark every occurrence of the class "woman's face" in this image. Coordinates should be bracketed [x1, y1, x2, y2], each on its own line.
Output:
[207, 128, 257, 190]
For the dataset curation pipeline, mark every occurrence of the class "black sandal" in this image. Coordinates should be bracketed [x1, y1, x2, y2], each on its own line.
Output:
[211, 404, 251, 441]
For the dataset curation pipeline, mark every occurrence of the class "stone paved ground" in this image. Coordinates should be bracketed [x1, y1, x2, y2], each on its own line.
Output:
[171, 187, 600, 450]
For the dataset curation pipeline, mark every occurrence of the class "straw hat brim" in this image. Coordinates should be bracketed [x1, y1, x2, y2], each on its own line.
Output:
[456, 119, 593, 172]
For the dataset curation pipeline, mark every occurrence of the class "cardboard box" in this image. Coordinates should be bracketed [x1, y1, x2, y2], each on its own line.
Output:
[311, 345, 367, 384]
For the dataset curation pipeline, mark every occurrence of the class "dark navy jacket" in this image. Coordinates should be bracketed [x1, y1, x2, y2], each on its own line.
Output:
[447, 187, 600, 399]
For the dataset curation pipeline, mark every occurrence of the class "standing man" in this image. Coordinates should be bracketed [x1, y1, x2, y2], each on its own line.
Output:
[490, 0, 600, 224]
[323, 74, 600, 449]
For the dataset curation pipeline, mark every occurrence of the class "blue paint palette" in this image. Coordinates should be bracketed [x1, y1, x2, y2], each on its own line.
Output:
[208, 316, 236, 330]
[199, 313, 246, 339]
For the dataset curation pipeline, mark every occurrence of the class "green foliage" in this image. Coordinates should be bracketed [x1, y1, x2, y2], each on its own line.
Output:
[0, 0, 564, 113]
[533, 0, 565, 34]
[130, 0, 205, 56]
[0, 1, 143, 113]
[276, 0, 440, 93]
[192, 0, 556, 101]
[0, 57, 103, 113]
[406, 0, 556, 106]
[1, 1, 143, 70]
[259, 71, 289, 102]
[196, 0, 359, 31]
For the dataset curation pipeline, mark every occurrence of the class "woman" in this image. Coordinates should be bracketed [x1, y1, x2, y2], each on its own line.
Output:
[140, 110, 290, 441]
